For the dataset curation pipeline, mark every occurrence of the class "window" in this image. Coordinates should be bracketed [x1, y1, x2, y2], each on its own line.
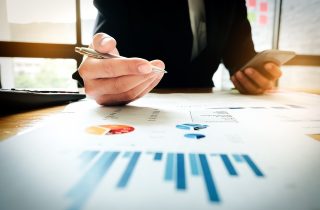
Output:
[0, 0, 80, 89]
[278, 0, 320, 91]
[80, 0, 98, 45]
[279, 0, 320, 55]
[279, 66, 320, 92]
[1, 0, 319, 91]
[214, 0, 320, 91]
[0, 0, 76, 44]
[0, 57, 77, 89]
[247, 0, 276, 51]
[214, 0, 277, 89]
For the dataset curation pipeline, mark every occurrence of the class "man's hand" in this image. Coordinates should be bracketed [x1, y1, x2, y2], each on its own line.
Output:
[231, 63, 282, 94]
[78, 33, 165, 106]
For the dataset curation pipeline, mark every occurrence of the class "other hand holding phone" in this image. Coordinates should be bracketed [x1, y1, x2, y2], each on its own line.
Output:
[231, 50, 295, 95]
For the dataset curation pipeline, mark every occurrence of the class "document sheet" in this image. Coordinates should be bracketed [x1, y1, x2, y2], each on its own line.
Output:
[0, 91, 319, 210]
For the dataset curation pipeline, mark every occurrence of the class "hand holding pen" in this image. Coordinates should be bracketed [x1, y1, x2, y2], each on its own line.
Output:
[76, 33, 165, 106]
[76, 47, 167, 74]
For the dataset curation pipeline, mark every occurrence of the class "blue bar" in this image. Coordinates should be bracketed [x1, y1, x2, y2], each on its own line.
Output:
[67, 151, 119, 210]
[189, 153, 200, 176]
[117, 152, 141, 188]
[154, 152, 163, 161]
[242, 155, 264, 177]
[232, 154, 243, 162]
[164, 153, 175, 181]
[176, 153, 186, 190]
[123, 151, 132, 158]
[220, 154, 238, 176]
[79, 151, 99, 168]
[198, 154, 220, 202]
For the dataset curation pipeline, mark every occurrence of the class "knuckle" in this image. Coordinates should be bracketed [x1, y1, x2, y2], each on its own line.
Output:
[112, 78, 125, 93]
[102, 61, 115, 77]
[118, 58, 130, 71]
[77, 62, 89, 79]
[84, 85, 96, 97]
[127, 60, 135, 73]
[125, 59, 139, 73]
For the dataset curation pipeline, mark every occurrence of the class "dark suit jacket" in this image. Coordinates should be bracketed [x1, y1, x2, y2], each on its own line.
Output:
[74, 0, 256, 88]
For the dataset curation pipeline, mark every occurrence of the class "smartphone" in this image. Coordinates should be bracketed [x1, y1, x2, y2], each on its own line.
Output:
[240, 50, 296, 73]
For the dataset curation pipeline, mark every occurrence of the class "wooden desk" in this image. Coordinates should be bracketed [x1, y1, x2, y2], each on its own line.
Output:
[0, 88, 213, 141]
[0, 105, 66, 141]
[1, 88, 319, 141]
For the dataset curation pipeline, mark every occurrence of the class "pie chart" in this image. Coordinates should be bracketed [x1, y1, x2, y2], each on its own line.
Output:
[86, 125, 135, 135]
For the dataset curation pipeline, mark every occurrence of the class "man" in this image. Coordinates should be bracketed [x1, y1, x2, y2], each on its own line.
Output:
[74, 0, 281, 105]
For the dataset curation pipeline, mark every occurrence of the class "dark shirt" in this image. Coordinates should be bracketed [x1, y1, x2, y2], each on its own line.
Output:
[74, 0, 256, 88]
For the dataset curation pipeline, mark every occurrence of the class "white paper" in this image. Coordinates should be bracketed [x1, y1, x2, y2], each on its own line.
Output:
[0, 91, 319, 210]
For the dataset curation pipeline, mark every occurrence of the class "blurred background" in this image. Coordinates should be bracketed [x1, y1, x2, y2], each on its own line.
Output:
[0, 0, 319, 92]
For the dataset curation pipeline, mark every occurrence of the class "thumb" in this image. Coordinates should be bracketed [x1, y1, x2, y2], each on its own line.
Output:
[91, 33, 118, 54]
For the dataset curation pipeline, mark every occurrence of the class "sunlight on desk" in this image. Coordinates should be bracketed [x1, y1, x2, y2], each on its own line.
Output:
[0, 105, 65, 141]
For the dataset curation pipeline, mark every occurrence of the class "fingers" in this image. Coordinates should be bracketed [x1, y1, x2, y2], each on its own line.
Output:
[231, 62, 281, 95]
[84, 73, 158, 97]
[84, 59, 164, 106]
[232, 71, 264, 95]
[243, 68, 273, 90]
[133, 60, 165, 99]
[264, 63, 282, 80]
[79, 57, 153, 79]
[230, 75, 247, 94]
[134, 73, 163, 100]
[95, 74, 160, 106]
[78, 32, 166, 106]
[79, 32, 163, 79]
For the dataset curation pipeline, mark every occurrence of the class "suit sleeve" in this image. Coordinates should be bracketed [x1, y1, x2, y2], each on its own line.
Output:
[222, 0, 257, 76]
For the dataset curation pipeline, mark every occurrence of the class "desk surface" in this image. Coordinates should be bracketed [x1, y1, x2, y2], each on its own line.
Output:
[0, 88, 214, 141]
[0, 105, 65, 141]
[1, 88, 319, 141]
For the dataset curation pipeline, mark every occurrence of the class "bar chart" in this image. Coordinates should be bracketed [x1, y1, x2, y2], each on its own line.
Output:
[67, 151, 265, 210]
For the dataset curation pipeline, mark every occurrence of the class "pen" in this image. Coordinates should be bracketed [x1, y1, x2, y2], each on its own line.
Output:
[75, 47, 167, 73]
